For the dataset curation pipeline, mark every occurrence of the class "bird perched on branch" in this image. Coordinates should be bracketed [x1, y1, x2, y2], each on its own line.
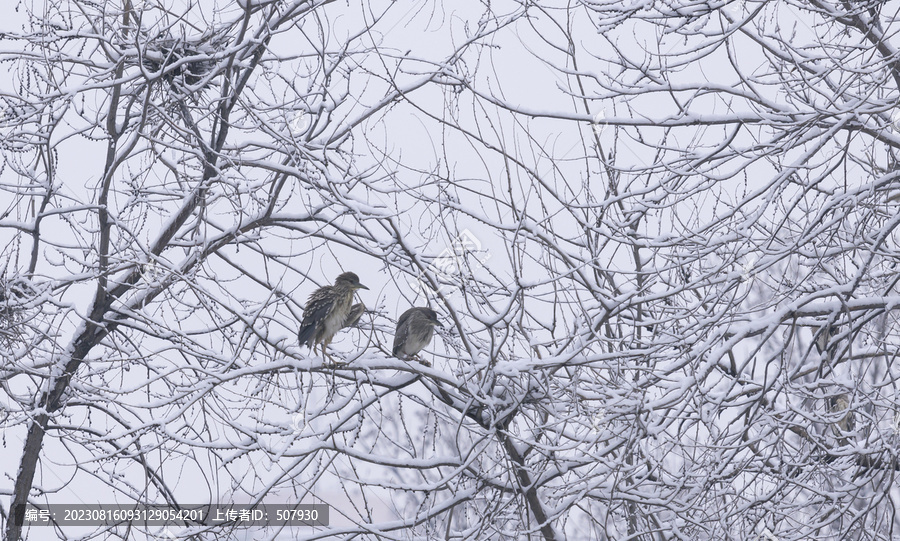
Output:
[298, 272, 368, 358]
[393, 307, 442, 363]
[830, 393, 854, 438]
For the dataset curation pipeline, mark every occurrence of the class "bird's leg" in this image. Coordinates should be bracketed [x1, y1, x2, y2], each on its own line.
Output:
[322, 337, 343, 365]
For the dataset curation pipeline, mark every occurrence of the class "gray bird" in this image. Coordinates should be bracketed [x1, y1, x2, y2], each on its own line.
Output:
[298, 272, 368, 358]
[393, 307, 442, 361]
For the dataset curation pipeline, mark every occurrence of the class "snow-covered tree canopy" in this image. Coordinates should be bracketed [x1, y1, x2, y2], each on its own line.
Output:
[2, 0, 900, 539]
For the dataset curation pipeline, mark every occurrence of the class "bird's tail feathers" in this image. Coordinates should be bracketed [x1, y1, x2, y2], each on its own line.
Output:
[297, 324, 316, 347]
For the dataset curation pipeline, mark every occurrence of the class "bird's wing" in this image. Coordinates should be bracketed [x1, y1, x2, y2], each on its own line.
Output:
[392, 308, 415, 356]
[342, 303, 366, 329]
[297, 287, 334, 346]
[391, 330, 406, 357]
[396, 308, 415, 328]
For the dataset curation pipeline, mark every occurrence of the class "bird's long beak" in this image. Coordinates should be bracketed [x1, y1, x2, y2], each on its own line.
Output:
[356, 284, 369, 290]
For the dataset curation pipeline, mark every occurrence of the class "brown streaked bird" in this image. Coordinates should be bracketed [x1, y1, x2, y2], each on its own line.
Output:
[393, 307, 442, 361]
[297, 272, 368, 358]
[830, 393, 854, 436]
